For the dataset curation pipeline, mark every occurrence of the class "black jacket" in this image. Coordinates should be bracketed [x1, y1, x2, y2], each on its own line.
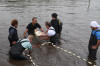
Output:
[51, 19, 62, 34]
[8, 26, 19, 46]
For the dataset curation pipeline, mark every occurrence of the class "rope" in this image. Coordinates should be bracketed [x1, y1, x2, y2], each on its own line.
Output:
[50, 42, 96, 66]
[26, 41, 96, 66]
[26, 54, 38, 66]
[40, 42, 96, 66]
[25, 42, 51, 66]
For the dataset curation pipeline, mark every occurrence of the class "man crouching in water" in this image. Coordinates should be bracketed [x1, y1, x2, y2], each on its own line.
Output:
[9, 35, 33, 60]
[40, 22, 59, 45]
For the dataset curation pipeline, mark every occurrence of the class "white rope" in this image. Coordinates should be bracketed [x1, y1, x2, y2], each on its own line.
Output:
[26, 54, 38, 66]
[41, 42, 51, 46]
[50, 43, 96, 66]
[26, 41, 96, 66]
[25, 42, 51, 66]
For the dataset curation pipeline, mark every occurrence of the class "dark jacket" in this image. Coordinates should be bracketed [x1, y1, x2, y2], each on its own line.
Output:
[8, 26, 19, 47]
[51, 19, 62, 34]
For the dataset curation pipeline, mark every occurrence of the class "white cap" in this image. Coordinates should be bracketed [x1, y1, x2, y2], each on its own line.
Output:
[90, 21, 100, 28]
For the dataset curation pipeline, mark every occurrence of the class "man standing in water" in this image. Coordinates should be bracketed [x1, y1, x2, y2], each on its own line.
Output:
[88, 21, 100, 60]
[23, 17, 44, 38]
[50, 13, 63, 39]
[8, 19, 19, 47]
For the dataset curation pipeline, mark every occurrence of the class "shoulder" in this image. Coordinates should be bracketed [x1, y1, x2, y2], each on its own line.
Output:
[96, 30, 100, 36]
[49, 26, 55, 30]
[9, 27, 16, 32]
[35, 23, 40, 25]
[28, 23, 32, 26]
[21, 39, 32, 47]
[51, 20, 53, 22]
[21, 39, 29, 41]
[27, 23, 32, 28]
[35, 23, 41, 28]
[95, 30, 100, 40]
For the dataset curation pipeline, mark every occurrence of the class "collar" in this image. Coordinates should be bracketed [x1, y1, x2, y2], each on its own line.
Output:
[49, 26, 55, 30]
[10, 26, 17, 30]
[21, 38, 30, 42]
[26, 38, 30, 41]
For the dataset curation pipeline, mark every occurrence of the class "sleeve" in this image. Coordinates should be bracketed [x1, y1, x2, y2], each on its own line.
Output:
[26, 24, 30, 29]
[96, 32, 100, 40]
[8, 29, 15, 41]
[36, 23, 41, 29]
[27, 43, 32, 50]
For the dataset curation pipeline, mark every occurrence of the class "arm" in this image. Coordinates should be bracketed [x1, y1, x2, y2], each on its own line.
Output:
[9, 29, 17, 44]
[40, 34, 48, 37]
[39, 32, 50, 40]
[23, 29, 28, 38]
[96, 40, 100, 47]
[29, 50, 32, 55]
[92, 40, 100, 49]
[92, 32, 100, 49]
[40, 28, 44, 32]
[37, 23, 44, 32]
[27, 43, 32, 55]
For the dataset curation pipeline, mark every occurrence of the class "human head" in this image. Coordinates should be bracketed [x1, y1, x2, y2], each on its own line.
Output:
[28, 35, 34, 43]
[45, 21, 51, 29]
[11, 19, 18, 28]
[51, 13, 58, 20]
[32, 17, 37, 24]
[90, 21, 100, 30]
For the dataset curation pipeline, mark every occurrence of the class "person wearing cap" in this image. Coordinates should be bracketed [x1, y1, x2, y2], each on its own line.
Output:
[50, 13, 63, 39]
[88, 21, 100, 60]
[8, 19, 19, 47]
[9, 35, 33, 60]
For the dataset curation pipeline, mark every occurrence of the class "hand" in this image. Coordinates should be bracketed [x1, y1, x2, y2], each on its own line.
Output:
[92, 45, 97, 49]
[12, 41, 16, 44]
[23, 36, 26, 38]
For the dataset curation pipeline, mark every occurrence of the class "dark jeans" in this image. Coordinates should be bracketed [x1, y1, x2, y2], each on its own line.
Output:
[50, 34, 60, 45]
[57, 33, 61, 39]
[88, 45, 98, 60]
[9, 53, 28, 60]
[10, 43, 15, 47]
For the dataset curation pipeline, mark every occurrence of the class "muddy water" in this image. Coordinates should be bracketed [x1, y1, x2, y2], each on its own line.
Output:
[0, 0, 100, 66]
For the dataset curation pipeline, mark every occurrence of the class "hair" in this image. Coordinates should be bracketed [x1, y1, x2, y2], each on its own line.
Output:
[28, 35, 34, 41]
[51, 13, 58, 18]
[32, 17, 37, 21]
[45, 21, 51, 27]
[11, 19, 18, 26]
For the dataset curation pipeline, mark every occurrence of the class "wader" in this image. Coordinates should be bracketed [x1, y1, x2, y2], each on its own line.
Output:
[9, 40, 29, 60]
[88, 30, 100, 60]
[49, 29, 59, 45]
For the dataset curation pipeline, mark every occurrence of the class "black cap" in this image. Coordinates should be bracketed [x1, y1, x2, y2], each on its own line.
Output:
[51, 13, 58, 18]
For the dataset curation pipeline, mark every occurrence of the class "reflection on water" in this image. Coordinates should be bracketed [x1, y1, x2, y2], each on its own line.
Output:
[0, 0, 100, 66]
[86, 59, 96, 66]
[8, 58, 31, 66]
